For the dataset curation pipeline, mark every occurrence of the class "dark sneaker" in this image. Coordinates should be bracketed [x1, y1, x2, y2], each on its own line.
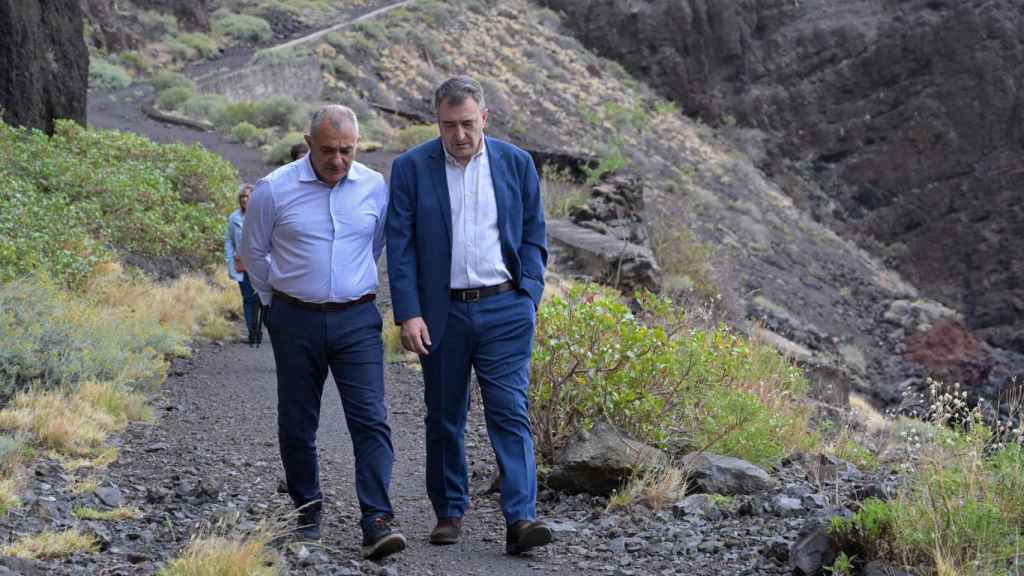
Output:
[429, 517, 462, 545]
[362, 516, 406, 560]
[506, 519, 552, 555]
[296, 501, 322, 541]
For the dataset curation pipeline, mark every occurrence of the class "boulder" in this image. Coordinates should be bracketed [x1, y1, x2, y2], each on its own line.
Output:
[681, 452, 777, 496]
[790, 520, 835, 576]
[547, 420, 666, 496]
[547, 220, 662, 294]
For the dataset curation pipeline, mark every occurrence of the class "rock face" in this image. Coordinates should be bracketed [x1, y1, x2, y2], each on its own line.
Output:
[133, 0, 209, 32]
[541, 0, 1024, 356]
[548, 174, 663, 294]
[547, 420, 666, 496]
[0, 0, 88, 133]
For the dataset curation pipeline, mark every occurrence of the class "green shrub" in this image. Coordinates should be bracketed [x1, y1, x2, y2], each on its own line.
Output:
[151, 71, 195, 93]
[156, 85, 195, 111]
[387, 125, 437, 152]
[530, 284, 814, 465]
[213, 13, 273, 44]
[165, 37, 198, 61]
[0, 120, 237, 285]
[181, 93, 229, 121]
[138, 10, 178, 38]
[88, 57, 132, 90]
[214, 98, 307, 133]
[0, 280, 182, 399]
[230, 122, 259, 145]
[111, 51, 153, 76]
[178, 32, 220, 59]
[263, 132, 305, 165]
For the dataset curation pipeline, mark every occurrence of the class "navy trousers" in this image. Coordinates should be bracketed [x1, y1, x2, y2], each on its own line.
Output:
[268, 296, 394, 530]
[420, 289, 538, 526]
[238, 273, 259, 335]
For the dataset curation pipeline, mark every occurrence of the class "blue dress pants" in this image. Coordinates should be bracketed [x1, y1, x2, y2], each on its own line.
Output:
[420, 289, 538, 527]
[268, 296, 394, 530]
[238, 273, 259, 335]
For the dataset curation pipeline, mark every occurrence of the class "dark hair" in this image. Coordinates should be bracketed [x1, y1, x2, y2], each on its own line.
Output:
[434, 75, 486, 110]
[290, 142, 309, 161]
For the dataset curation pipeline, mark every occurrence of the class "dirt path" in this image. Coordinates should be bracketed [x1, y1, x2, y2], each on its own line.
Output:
[111, 333, 568, 575]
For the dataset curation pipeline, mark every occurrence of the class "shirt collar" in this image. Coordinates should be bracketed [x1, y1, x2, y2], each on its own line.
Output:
[298, 154, 363, 184]
[443, 136, 487, 168]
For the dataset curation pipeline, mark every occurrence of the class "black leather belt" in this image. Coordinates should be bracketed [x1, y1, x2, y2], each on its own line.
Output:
[450, 281, 515, 302]
[273, 290, 375, 311]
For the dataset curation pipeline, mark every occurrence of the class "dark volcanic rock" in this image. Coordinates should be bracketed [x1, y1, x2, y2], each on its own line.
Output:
[0, 0, 88, 133]
[682, 453, 777, 496]
[547, 420, 665, 496]
[542, 0, 1024, 379]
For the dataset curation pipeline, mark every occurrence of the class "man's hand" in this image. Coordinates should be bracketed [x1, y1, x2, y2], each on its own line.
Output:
[400, 317, 432, 355]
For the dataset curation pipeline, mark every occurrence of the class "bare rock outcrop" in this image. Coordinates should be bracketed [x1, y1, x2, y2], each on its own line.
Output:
[1, 0, 88, 133]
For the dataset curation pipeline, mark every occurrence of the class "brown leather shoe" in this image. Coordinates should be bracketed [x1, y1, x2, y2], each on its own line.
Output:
[506, 519, 552, 555]
[429, 517, 462, 545]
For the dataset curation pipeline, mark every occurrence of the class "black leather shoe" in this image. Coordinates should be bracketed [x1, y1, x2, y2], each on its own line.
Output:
[362, 515, 406, 560]
[506, 519, 552, 555]
[429, 517, 462, 545]
[296, 501, 322, 541]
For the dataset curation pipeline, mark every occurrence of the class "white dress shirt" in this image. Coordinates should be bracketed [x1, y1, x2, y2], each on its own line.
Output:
[240, 156, 388, 305]
[445, 139, 512, 290]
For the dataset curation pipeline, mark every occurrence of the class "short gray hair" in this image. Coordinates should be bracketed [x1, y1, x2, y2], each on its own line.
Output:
[434, 75, 486, 111]
[238, 183, 252, 197]
[309, 105, 359, 138]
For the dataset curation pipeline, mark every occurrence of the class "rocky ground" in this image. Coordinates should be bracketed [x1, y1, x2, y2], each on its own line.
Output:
[0, 326, 895, 575]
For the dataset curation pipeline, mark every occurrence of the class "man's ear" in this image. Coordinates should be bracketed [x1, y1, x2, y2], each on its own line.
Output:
[481, 108, 489, 130]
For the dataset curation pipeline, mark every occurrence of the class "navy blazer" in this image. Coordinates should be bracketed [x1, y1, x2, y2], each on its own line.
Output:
[386, 136, 547, 348]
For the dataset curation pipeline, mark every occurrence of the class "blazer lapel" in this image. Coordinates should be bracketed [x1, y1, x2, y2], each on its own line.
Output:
[427, 139, 453, 247]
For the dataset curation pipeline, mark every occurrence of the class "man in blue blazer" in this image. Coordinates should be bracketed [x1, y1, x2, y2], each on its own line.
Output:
[386, 75, 551, 555]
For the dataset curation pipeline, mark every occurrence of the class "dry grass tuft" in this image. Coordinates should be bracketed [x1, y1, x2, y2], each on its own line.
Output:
[74, 506, 142, 521]
[608, 466, 687, 511]
[157, 531, 281, 576]
[0, 382, 150, 456]
[0, 478, 20, 514]
[2, 530, 99, 559]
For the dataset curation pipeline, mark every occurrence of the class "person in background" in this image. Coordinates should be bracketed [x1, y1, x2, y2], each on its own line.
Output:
[290, 141, 309, 162]
[386, 75, 551, 555]
[241, 105, 405, 560]
[225, 183, 259, 346]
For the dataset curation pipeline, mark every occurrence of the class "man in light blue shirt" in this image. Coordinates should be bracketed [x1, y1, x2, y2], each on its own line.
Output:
[240, 105, 405, 559]
[224, 183, 258, 345]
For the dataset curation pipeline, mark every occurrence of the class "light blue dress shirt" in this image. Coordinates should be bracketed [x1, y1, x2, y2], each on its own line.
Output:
[445, 139, 512, 289]
[224, 208, 245, 282]
[240, 156, 388, 305]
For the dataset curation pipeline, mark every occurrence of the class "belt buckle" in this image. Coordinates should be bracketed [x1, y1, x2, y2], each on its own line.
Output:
[463, 289, 480, 302]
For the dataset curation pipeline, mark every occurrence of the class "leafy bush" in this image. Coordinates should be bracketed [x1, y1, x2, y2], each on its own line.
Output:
[151, 71, 195, 93]
[387, 124, 437, 152]
[0, 120, 237, 285]
[88, 57, 132, 90]
[530, 284, 815, 466]
[214, 98, 307, 133]
[156, 85, 196, 111]
[110, 51, 153, 76]
[178, 32, 220, 59]
[165, 37, 198, 61]
[230, 121, 259, 144]
[213, 12, 273, 44]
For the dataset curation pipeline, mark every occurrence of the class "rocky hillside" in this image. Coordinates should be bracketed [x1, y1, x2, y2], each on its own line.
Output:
[540, 0, 1024, 359]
